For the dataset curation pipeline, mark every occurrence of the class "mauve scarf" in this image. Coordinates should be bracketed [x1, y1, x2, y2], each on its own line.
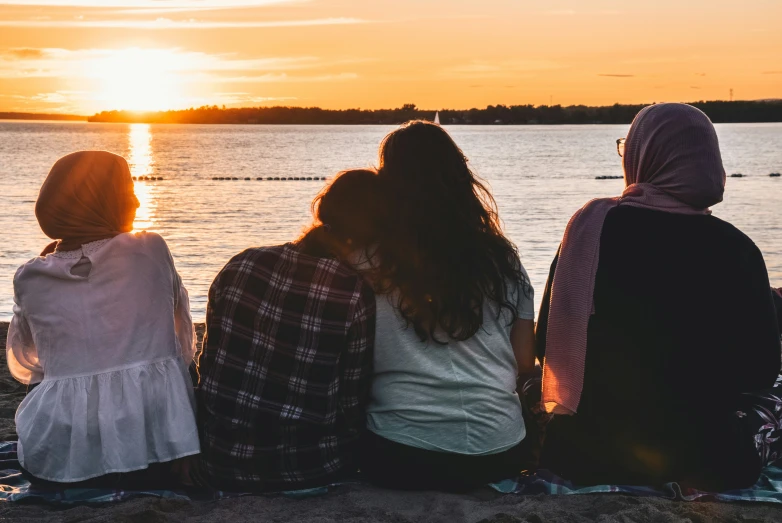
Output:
[36, 151, 137, 254]
[542, 103, 727, 415]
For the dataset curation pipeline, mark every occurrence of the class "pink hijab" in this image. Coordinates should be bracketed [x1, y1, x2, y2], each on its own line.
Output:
[542, 103, 727, 415]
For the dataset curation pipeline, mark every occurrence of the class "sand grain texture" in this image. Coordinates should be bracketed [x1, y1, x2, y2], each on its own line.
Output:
[0, 322, 781, 522]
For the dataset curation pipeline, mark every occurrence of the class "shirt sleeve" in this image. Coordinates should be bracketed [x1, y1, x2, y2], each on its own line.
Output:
[197, 268, 225, 382]
[337, 282, 376, 437]
[174, 271, 196, 365]
[6, 297, 43, 385]
[731, 244, 781, 392]
[535, 248, 560, 363]
[773, 288, 782, 334]
[157, 234, 196, 364]
[514, 263, 536, 320]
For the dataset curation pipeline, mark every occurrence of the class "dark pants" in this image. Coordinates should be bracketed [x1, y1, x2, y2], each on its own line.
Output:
[21, 460, 183, 491]
[360, 431, 526, 492]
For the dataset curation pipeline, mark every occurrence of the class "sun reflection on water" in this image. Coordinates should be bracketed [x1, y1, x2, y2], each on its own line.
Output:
[129, 124, 157, 232]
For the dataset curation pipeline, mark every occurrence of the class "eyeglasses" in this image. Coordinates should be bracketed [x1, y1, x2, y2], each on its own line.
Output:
[616, 138, 626, 157]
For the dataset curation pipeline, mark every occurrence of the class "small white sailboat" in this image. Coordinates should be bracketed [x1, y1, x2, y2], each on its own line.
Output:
[434, 111, 440, 125]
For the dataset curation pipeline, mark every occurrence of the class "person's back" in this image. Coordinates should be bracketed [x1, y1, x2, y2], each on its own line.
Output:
[357, 121, 537, 491]
[196, 170, 377, 492]
[536, 104, 781, 491]
[14, 233, 190, 377]
[7, 151, 199, 485]
[366, 282, 533, 457]
[539, 206, 781, 489]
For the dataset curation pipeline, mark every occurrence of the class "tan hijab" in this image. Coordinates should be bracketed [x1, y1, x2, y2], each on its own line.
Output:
[36, 151, 138, 254]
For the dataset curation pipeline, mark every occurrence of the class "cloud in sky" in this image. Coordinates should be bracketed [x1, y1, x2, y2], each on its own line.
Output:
[3, 48, 46, 60]
[0, 48, 327, 78]
[0, 17, 365, 29]
[0, 0, 295, 6]
[598, 74, 635, 78]
[221, 72, 358, 83]
[443, 60, 563, 79]
[0, 47, 358, 112]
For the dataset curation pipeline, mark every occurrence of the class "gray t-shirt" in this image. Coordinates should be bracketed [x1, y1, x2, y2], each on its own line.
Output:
[366, 270, 535, 455]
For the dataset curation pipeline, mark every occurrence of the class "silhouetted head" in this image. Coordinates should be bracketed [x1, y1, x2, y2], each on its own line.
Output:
[375, 120, 528, 343]
[297, 169, 381, 259]
[623, 103, 725, 209]
[36, 151, 139, 253]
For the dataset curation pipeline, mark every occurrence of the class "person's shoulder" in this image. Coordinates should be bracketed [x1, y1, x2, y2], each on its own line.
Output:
[288, 245, 373, 292]
[607, 206, 760, 254]
[12, 257, 42, 287]
[13, 248, 68, 286]
[105, 231, 170, 257]
[704, 216, 766, 266]
[228, 244, 285, 264]
[216, 244, 287, 277]
[702, 215, 756, 245]
[120, 231, 168, 249]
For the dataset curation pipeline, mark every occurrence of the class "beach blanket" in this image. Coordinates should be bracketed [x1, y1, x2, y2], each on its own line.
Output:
[0, 442, 780, 505]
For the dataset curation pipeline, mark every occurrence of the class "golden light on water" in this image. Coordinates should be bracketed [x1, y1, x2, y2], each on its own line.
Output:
[129, 124, 157, 232]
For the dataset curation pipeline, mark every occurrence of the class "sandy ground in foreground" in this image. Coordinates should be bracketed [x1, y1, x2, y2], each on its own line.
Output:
[1, 321, 781, 522]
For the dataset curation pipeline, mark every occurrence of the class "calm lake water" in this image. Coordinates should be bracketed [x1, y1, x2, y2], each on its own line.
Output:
[1, 121, 781, 321]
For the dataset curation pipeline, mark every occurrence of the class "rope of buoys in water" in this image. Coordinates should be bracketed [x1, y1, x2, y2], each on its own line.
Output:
[730, 173, 744, 178]
[595, 175, 623, 180]
[770, 173, 781, 178]
[166, 176, 332, 182]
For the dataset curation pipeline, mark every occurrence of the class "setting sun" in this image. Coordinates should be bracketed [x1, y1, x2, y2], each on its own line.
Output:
[90, 49, 183, 112]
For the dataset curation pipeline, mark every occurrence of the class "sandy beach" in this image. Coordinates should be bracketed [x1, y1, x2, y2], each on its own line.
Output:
[1, 321, 781, 522]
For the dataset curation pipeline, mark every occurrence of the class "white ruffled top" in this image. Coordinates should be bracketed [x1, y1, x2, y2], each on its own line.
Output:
[6, 232, 200, 483]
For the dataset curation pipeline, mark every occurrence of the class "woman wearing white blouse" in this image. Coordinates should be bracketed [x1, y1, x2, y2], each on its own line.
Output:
[6, 151, 200, 486]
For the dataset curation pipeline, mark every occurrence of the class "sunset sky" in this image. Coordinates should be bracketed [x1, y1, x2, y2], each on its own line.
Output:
[0, 0, 780, 114]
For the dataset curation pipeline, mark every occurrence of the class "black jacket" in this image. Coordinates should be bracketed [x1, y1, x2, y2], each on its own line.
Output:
[536, 206, 781, 491]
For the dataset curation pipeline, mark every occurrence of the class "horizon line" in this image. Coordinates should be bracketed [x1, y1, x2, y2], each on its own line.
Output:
[2, 98, 780, 119]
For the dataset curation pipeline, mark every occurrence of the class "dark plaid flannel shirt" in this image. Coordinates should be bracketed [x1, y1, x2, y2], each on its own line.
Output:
[196, 244, 375, 492]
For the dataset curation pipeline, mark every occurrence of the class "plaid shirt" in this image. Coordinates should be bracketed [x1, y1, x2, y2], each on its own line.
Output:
[196, 243, 375, 492]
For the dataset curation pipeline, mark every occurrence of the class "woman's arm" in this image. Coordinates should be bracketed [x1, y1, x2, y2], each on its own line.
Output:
[6, 297, 43, 385]
[511, 318, 536, 376]
[173, 271, 196, 365]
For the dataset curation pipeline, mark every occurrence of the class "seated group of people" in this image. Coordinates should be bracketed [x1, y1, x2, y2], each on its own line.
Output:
[7, 103, 782, 494]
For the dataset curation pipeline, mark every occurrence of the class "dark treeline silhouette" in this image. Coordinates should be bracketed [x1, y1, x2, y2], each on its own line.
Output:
[86, 100, 782, 125]
[0, 112, 85, 121]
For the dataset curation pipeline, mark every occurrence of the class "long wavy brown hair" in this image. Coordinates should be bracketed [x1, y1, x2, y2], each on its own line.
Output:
[373, 120, 529, 343]
[297, 169, 381, 259]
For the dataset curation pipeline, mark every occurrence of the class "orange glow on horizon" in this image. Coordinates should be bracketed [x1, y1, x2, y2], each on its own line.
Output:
[0, 1, 779, 114]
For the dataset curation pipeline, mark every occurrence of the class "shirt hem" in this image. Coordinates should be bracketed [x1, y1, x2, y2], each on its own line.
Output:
[367, 427, 526, 456]
[37, 355, 183, 382]
[20, 448, 201, 484]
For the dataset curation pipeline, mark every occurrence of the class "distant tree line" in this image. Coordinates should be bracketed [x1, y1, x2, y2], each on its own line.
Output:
[0, 112, 85, 121]
[86, 100, 782, 125]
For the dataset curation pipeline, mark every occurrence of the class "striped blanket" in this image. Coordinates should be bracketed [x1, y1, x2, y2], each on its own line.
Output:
[0, 442, 780, 504]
